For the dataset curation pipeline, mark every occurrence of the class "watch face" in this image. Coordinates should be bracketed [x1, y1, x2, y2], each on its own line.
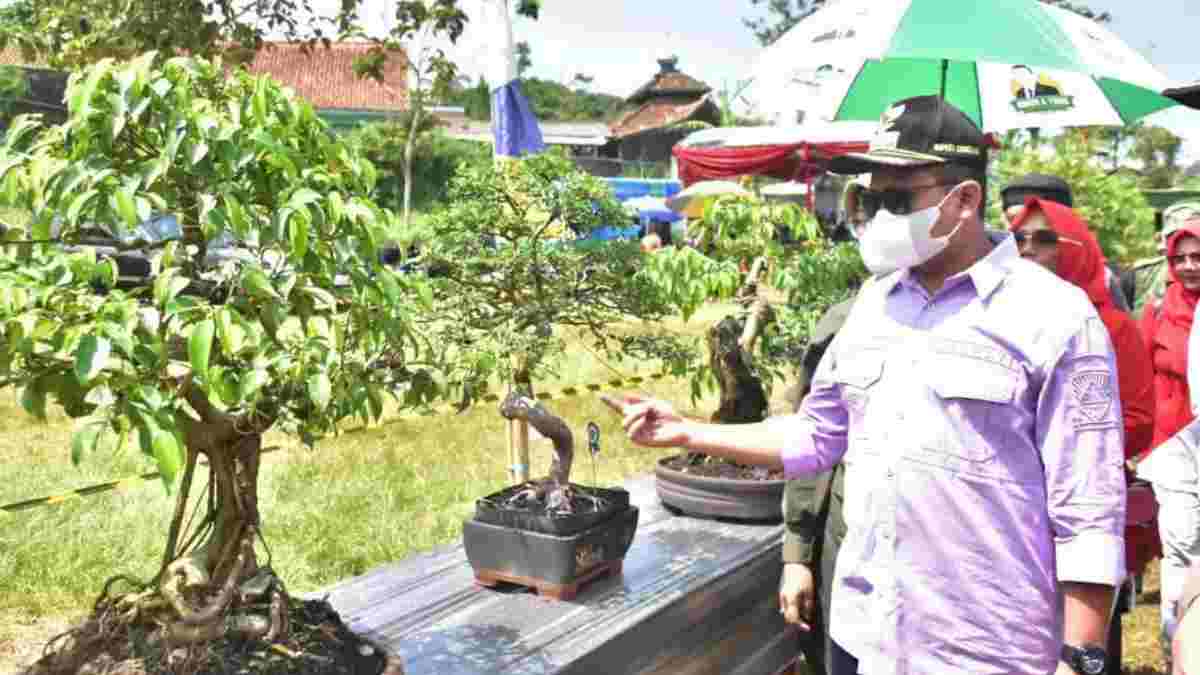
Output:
[1080, 648, 1107, 675]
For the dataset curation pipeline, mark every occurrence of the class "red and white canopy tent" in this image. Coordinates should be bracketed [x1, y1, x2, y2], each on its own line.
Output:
[671, 121, 877, 190]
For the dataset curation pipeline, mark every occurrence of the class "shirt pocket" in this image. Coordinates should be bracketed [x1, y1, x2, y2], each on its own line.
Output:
[833, 350, 885, 415]
[922, 360, 1018, 466]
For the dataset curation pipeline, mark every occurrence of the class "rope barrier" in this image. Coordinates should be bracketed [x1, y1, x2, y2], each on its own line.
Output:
[1, 446, 284, 514]
[1, 370, 680, 514]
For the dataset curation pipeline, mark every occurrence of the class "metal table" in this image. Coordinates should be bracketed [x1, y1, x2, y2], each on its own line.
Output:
[317, 474, 801, 675]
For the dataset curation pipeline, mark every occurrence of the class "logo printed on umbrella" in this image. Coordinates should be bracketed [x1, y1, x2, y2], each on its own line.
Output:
[812, 26, 857, 44]
[1010, 65, 1075, 113]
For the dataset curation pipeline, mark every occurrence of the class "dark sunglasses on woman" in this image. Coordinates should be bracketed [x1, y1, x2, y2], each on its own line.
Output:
[1013, 230, 1081, 247]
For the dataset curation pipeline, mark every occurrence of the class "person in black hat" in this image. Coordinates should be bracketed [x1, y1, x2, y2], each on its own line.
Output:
[604, 95, 1124, 675]
[1001, 173, 1132, 312]
[1001, 173, 1074, 226]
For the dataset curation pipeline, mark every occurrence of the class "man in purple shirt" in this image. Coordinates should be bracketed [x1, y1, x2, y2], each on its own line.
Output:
[605, 96, 1125, 675]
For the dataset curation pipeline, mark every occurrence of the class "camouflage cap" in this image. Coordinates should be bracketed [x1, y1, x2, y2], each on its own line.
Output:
[1163, 201, 1200, 238]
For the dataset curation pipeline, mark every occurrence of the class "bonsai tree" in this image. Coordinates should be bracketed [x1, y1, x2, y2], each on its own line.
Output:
[637, 194, 864, 474]
[415, 153, 678, 509]
[0, 54, 433, 669]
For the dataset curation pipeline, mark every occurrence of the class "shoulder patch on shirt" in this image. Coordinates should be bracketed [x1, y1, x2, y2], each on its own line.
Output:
[1069, 369, 1118, 430]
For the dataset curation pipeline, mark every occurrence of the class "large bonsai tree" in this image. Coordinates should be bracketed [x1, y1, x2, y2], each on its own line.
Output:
[415, 153, 679, 504]
[0, 54, 432, 667]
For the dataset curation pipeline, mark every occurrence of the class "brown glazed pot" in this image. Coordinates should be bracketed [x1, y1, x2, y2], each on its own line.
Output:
[654, 456, 785, 522]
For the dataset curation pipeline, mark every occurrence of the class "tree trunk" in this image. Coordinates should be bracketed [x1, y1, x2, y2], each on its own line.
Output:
[402, 104, 422, 227]
[708, 257, 773, 426]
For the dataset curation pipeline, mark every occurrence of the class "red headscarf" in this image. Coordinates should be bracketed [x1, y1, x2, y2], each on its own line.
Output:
[1010, 197, 1111, 311]
[1161, 224, 1200, 331]
[1143, 222, 1200, 450]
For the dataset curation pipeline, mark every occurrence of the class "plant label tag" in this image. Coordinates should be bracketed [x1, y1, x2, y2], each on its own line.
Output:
[587, 422, 600, 457]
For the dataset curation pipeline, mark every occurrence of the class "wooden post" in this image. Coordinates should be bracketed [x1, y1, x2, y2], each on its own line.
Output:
[507, 355, 531, 484]
[508, 411, 531, 484]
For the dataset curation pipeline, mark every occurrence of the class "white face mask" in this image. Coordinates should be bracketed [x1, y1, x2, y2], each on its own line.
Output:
[858, 188, 963, 275]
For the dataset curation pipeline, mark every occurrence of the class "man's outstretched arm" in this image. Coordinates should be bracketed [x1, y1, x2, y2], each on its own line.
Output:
[602, 366, 849, 478]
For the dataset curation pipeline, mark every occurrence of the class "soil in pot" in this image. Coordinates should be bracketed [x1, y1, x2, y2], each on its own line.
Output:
[26, 598, 399, 675]
[474, 484, 630, 536]
[663, 453, 785, 481]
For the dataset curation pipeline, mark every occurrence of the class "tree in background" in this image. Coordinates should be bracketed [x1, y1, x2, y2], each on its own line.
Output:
[416, 153, 676, 411]
[1128, 125, 1184, 189]
[0, 0, 336, 68]
[516, 40, 533, 78]
[1094, 123, 1185, 189]
[991, 129, 1156, 263]
[744, 0, 826, 47]
[572, 73, 595, 91]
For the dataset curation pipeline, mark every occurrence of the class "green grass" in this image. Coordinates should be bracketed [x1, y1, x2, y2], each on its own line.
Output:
[0, 302, 740, 671]
[0, 298, 1171, 674]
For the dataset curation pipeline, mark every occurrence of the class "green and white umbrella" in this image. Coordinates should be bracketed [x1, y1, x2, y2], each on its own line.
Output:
[747, 0, 1180, 133]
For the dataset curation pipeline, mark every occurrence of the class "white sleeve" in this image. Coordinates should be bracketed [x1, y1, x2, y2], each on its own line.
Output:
[1191, 302, 1200, 415]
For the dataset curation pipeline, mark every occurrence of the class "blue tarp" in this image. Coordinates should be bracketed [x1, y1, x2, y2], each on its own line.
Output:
[604, 178, 683, 202]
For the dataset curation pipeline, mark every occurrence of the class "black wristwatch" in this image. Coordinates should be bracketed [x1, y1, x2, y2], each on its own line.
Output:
[1061, 643, 1108, 675]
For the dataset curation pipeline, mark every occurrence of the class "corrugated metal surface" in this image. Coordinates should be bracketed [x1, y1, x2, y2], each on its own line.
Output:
[315, 474, 801, 674]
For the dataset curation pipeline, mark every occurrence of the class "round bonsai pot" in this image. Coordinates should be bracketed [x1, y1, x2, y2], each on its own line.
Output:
[655, 456, 785, 522]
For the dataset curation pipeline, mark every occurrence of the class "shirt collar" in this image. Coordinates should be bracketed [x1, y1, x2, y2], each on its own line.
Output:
[885, 229, 1018, 301]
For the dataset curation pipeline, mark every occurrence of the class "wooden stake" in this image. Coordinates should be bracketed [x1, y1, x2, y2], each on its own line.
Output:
[506, 373, 531, 485]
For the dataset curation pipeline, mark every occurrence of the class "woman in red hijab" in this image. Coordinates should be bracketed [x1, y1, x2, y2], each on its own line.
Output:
[1010, 198, 1155, 460]
[1139, 214, 1200, 652]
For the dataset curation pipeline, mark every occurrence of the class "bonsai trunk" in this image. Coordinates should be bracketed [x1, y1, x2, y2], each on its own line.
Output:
[499, 391, 578, 513]
[709, 256, 772, 426]
[30, 386, 293, 674]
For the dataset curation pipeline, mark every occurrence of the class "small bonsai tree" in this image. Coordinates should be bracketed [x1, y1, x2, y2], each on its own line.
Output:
[0, 54, 432, 669]
[415, 153, 678, 510]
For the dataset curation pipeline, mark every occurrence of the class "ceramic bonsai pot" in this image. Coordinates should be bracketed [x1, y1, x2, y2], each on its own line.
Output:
[655, 456, 785, 522]
[463, 485, 639, 601]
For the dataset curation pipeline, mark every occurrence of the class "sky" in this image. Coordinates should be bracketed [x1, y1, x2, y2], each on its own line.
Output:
[413, 0, 1200, 162]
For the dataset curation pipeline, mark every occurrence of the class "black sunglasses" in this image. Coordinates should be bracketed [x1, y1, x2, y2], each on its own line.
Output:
[1013, 230, 1082, 248]
[859, 182, 957, 218]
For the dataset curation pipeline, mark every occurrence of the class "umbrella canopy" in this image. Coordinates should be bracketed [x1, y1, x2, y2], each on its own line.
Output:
[666, 181, 755, 218]
[747, 0, 1179, 132]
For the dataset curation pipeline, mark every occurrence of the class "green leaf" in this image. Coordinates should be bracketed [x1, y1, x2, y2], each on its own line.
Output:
[224, 194, 249, 237]
[190, 142, 209, 165]
[154, 272, 191, 308]
[215, 308, 244, 356]
[327, 191, 345, 224]
[188, 319, 215, 381]
[67, 189, 99, 226]
[300, 286, 337, 311]
[288, 188, 322, 211]
[240, 369, 269, 400]
[75, 335, 111, 385]
[95, 259, 118, 289]
[289, 212, 309, 259]
[308, 372, 332, 411]
[151, 428, 183, 489]
[114, 187, 138, 228]
[71, 421, 104, 465]
[20, 380, 46, 420]
[242, 267, 280, 301]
